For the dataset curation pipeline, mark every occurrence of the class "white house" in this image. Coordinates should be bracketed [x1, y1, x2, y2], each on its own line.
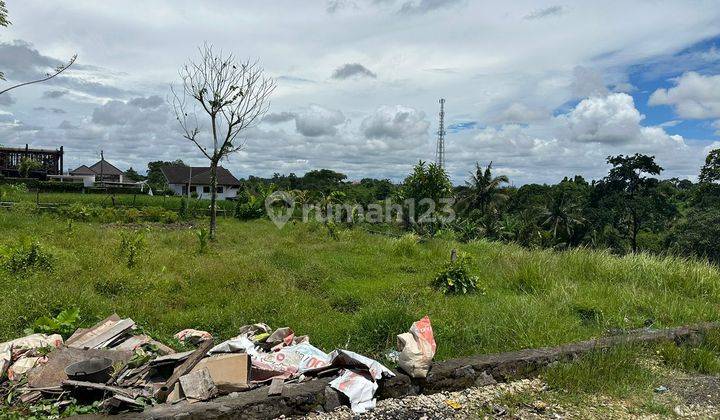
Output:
[47, 174, 96, 187]
[161, 166, 241, 200]
[70, 160, 126, 183]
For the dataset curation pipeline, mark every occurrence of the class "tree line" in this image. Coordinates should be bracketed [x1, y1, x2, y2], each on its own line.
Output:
[228, 148, 720, 265]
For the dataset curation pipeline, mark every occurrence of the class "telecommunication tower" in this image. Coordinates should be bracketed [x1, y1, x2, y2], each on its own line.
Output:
[435, 98, 446, 169]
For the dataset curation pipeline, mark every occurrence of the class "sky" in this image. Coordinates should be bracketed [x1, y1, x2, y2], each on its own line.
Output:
[1, 0, 720, 185]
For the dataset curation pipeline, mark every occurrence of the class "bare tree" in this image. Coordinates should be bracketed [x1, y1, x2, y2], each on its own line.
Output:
[171, 43, 276, 240]
[0, 1, 77, 94]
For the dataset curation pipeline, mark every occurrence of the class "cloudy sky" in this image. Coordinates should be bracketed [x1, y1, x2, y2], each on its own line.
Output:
[1, 0, 720, 185]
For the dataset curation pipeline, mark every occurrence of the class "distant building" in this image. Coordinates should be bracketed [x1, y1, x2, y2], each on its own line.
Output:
[161, 166, 241, 200]
[0, 144, 64, 178]
[70, 159, 126, 183]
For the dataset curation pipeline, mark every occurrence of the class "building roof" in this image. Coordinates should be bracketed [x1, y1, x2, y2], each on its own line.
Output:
[69, 165, 95, 175]
[70, 160, 124, 176]
[160, 166, 241, 186]
[89, 159, 124, 176]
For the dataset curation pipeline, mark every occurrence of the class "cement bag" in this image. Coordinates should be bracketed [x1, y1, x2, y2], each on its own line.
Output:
[397, 316, 436, 378]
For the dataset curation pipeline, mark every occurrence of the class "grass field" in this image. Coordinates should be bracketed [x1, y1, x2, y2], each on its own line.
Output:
[1, 210, 719, 363]
[2, 191, 236, 212]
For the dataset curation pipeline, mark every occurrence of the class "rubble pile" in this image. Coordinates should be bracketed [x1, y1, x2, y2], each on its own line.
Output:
[0, 314, 435, 416]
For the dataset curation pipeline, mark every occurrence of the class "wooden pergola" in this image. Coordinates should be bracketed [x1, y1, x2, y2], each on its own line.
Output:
[0, 144, 64, 176]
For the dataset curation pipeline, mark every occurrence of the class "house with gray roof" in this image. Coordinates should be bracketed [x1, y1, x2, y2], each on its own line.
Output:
[69, 159, 126, 183]
[160, 166, 241, 200]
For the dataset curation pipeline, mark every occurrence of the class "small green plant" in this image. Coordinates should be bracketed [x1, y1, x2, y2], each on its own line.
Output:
[25, 307, 80, 338]
[431, 253, 479, 294]
[118, 230, 146, 268]
[196, 228, 209, 254]
[391, 233, 420, 256]
[326, 220, 339, 240]
[1, 240, 54, 274]
[179, 196, 189, 219]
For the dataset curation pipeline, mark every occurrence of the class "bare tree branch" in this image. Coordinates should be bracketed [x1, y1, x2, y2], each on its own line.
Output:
[170, 42, 277, 239]
[0, 54, 77, 96]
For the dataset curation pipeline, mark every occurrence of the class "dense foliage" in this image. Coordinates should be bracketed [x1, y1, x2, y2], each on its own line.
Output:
[237, 148, 720, 265]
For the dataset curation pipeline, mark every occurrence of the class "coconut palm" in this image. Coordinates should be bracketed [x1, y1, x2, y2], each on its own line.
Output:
[463, 162, 510, 217]
[542, 189, 584, 242]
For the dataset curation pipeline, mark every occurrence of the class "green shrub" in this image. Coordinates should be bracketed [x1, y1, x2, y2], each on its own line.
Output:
[235, 196, 264, 220]
[142, 206, 179, 223]
[1, 240, 54, 274]
[431, 253, 479, 294]
[58, 203, 101, 221]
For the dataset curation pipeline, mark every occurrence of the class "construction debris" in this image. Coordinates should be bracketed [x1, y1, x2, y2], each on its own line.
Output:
[397, 316, 436, 378]
[178, 368, 216, 401]
[0, 314, 415, 417]
[190, 353, 251, 393]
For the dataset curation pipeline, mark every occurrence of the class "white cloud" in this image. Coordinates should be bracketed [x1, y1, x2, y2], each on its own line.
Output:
[495, 102, 549, 124]
[570, 66, 608, 99]
[360, 105, 429, 140]
[562, 93, 643, 144]
[649, 72, 720, 119]
[446, 92, 696, 184]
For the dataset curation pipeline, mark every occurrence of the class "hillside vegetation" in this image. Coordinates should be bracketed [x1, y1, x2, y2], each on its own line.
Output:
[1, 211, 719, 361]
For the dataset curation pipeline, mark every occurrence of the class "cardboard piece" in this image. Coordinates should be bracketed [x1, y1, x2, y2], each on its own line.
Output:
[190, 353, 251, 393]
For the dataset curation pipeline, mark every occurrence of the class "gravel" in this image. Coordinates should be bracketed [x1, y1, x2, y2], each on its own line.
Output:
[293, 374, 720, 419]
[306, 379, 547, 419]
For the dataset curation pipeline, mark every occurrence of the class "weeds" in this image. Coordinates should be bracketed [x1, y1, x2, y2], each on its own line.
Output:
[543, 345, 654, 396]
[391, 233, 420, 257]
[1, 240, 54, 274]
[431, 253, 479, 294]
[118, 230, 146, 268]
[24, 307, 80, 338]
[658, 335, 720, 374]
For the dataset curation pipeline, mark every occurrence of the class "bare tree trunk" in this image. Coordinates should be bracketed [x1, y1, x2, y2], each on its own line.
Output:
[209, 163, 218, 240]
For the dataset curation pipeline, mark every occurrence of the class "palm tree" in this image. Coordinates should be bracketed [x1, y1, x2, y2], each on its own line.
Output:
[542, 189, 584, 242]
[463, 162, 510, 217]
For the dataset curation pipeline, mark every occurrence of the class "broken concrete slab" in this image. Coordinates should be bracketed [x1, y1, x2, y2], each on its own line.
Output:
[179, 368, 217, 402]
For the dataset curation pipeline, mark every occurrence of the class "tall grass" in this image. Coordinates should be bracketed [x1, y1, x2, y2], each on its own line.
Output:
[4, 191, 236, 212]
[0, 212, 719, 361]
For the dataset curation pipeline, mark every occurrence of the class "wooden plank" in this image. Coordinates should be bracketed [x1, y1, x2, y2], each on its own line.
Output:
[74, 319, 135, 349]
[63, 379, 137, 398]
[268, 378, 284, 396]
[66, 314, 121, 347]
[154, 339, 213, 403]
